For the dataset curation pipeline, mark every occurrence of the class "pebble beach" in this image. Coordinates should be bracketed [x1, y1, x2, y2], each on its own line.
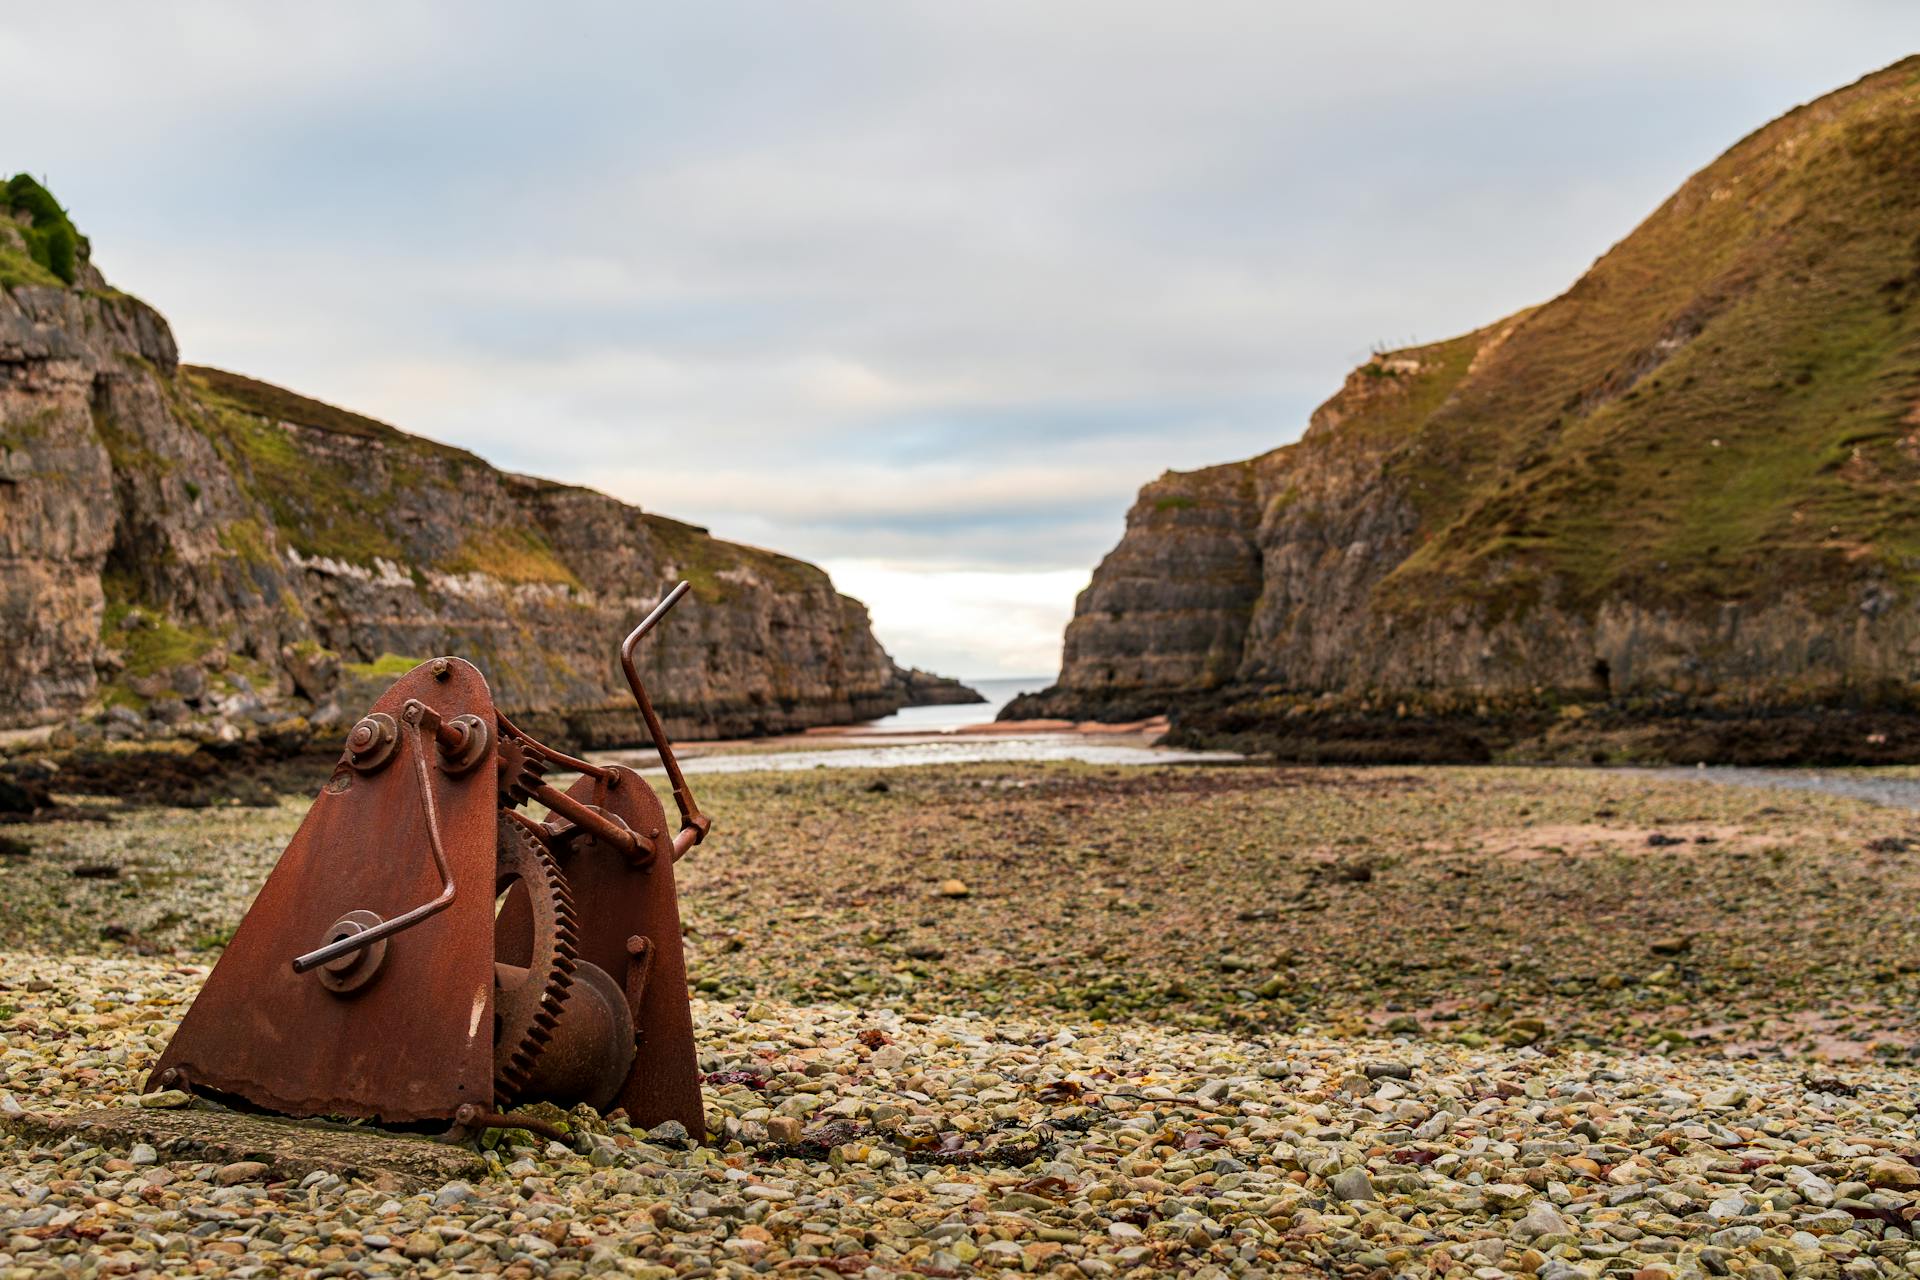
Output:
[4, 761, 1919, 1277]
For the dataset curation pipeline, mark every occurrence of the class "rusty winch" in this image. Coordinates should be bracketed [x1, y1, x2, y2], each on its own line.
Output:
[144, 584, 711, 1141]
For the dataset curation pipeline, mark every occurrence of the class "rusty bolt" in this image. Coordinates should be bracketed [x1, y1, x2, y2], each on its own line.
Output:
[431, 658, 451, 680]
[345, 713, 399, 773]
[314, 910, 388, 994]
[436, 714, 492, 776]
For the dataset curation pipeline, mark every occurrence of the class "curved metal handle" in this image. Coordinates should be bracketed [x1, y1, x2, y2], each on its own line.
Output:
[621, 582, 710, 858]
[292, 704, 457, 973]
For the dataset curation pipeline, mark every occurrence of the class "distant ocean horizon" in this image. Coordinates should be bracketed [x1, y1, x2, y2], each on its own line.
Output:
[858, 674, 1052, 734]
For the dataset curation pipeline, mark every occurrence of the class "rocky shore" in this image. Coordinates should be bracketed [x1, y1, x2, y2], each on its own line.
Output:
[1001, 686, 1920, 767]
[4, 759, 1920, 1275]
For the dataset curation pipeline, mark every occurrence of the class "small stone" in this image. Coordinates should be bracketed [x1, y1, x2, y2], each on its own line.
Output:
[1539, 1262, 1593, 1280]
[128, 1143, 157, 1166]
[434, 1180, 474, 1208]
[1501, 1017, 1547, 1047]
[766, 1116, 804, 1145]
[1329, 1167, 1376, 1202]
[1789, 1169, 1835, 1203]
[137, 1089, 192, 1109]
[745, 1183, 794, 1201]
[1514, 1200, 1569, 1240]
[213, 1160, 270, 1186]
[1865, 1158, 1920, 1190]
[646, 1120, 691, 1145]
[1363, 1060, 1413, 1080]
[402, 1230, 444, 1260]
[938, 879, 971, 898]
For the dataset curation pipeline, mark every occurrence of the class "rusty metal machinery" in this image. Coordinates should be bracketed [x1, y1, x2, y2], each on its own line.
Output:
[144, 584, 712, 1139]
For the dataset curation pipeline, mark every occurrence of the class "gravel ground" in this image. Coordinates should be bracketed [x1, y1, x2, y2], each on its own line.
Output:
[6, 951, 1920, 1279]
[18, 762, 1917, 1056]
[3, 762, 1920, 1276]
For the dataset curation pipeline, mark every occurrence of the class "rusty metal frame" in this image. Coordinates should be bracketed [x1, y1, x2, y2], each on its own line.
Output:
[143, 583, 715, 1138]
[292, 707, 456, 974]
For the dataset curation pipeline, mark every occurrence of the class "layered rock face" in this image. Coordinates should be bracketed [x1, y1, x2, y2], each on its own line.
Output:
[0, 199, 966, 745]
[1017, 58, 1920, 730]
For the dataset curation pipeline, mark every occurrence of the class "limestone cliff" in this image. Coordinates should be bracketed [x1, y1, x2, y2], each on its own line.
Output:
[0, 180, 970, 745]
[1013, 58, 1920, 750]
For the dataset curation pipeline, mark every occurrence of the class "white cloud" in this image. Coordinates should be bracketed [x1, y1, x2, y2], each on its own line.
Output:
[822, 561, 1088, 680]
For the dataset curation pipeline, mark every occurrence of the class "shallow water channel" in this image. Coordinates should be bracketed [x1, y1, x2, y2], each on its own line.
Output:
[1636, 765, 1920, 811]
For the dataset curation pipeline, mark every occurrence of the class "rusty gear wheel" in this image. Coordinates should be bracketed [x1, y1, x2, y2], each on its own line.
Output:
[496, 737, 546, 809]
[492, 814, 579, 1105]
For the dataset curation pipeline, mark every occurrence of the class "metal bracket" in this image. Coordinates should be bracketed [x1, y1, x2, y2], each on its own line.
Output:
[434, 1102, 572, 1147]
[623, 934, 653, 1046]
[292, 706, 458, 976]
[620, 583, 711, 859]
[150, 1066, 195, 1097]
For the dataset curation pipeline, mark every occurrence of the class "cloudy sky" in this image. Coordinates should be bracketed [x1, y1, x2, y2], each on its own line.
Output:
[6, 5, 1915, 677]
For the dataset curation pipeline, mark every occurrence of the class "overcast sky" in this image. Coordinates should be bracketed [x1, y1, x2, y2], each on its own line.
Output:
[6, 6, 1916, 678]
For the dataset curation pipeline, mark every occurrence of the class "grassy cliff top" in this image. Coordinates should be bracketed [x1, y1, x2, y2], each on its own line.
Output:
[0, 174, 84, 289]
[176, 365, 829, 599]
[183, 366, 485, 467]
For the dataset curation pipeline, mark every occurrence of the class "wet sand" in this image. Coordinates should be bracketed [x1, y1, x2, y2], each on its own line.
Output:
[604, 716, 1232, 775]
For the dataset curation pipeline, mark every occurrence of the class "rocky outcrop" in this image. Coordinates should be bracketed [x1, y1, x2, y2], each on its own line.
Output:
[889, 665, 987, 708]
[0, 244, 178, 727]
[1010, 58, 1920, 753]
[0, 191, 973, 745]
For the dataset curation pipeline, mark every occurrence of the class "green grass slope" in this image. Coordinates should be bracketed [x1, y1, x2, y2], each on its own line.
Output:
[1353, 56, 1920, 622]
[175, 366, 827, 601]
